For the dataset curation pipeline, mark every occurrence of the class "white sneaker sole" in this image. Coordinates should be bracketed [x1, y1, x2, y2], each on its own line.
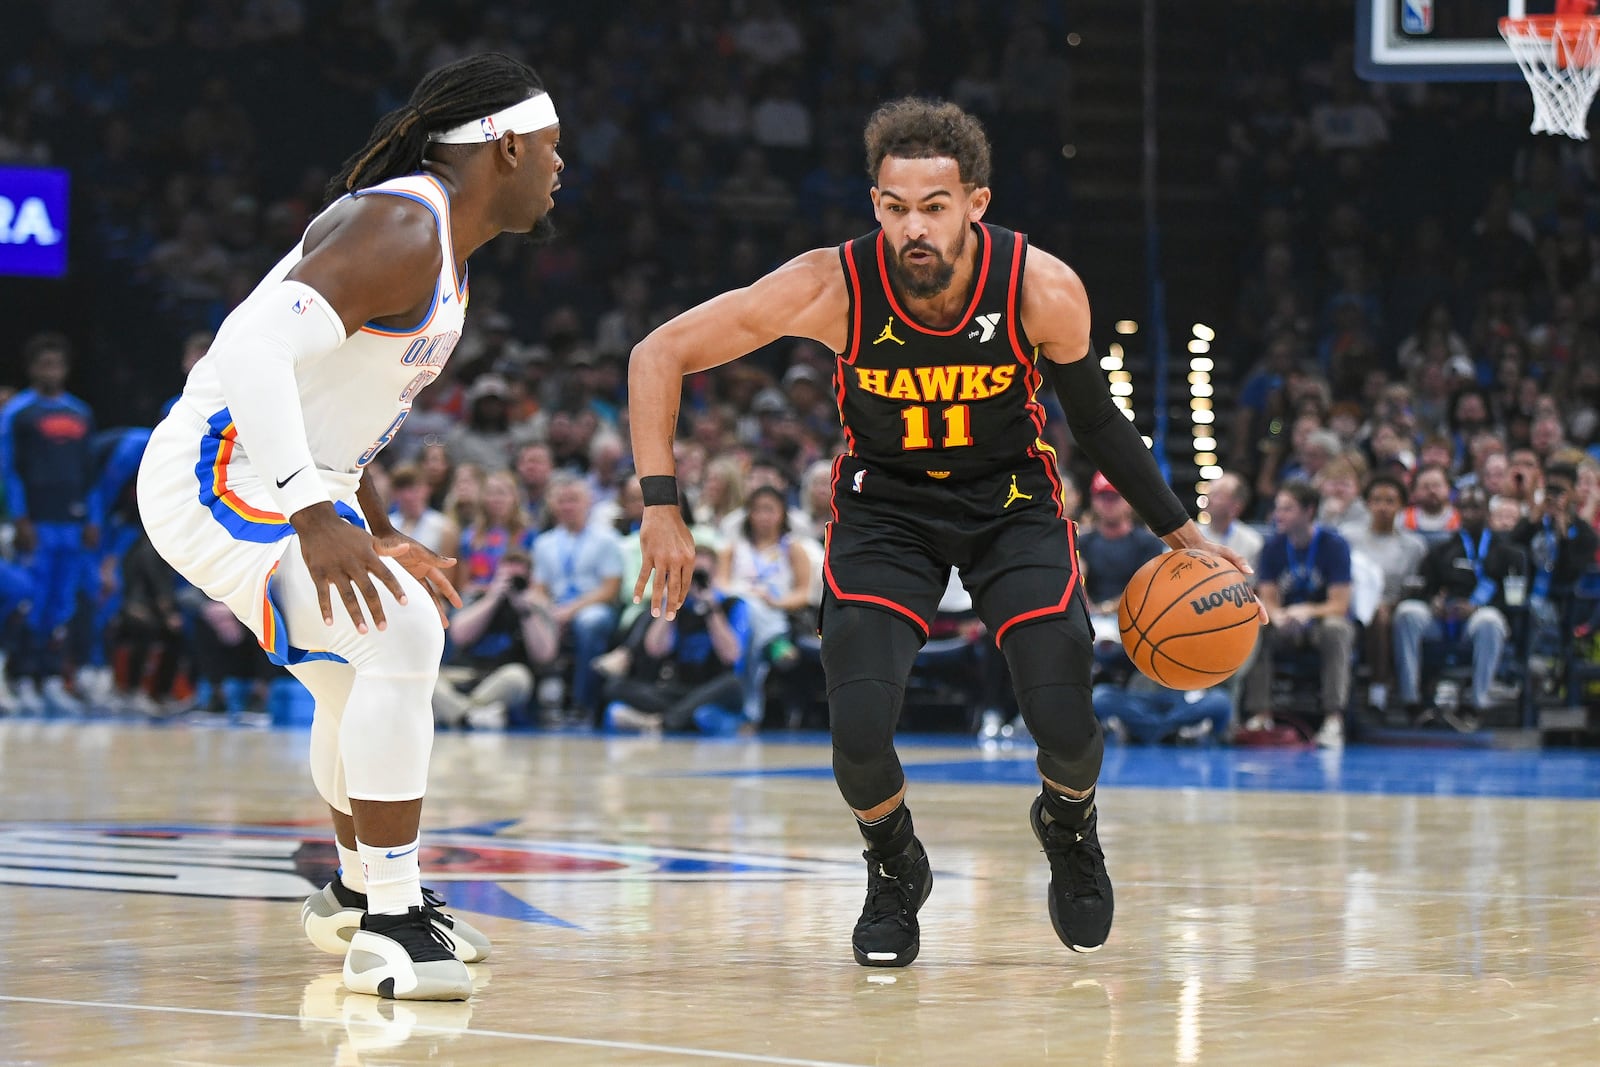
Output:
[343, 928, 472, 1001]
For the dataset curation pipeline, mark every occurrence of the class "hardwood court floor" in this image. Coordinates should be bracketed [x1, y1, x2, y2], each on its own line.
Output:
[2, 721, 1598, 1065]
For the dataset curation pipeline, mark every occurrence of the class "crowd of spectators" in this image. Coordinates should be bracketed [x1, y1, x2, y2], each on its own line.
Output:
[2, 2, 1598, 741]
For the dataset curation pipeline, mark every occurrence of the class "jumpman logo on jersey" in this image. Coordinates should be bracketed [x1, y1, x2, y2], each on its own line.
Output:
[1003, 474, 1033, 509]
[873, 317, 905, 346]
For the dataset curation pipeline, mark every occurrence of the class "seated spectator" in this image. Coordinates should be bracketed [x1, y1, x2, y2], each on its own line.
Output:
[454, 470, 532, 601]
[1573, 456, 1600, 536]
[1399, 464, 1460, 543]
[1204, 472, 1264, 569]
[718, 455, 812, 542]
[715, 485, 814, 724]
[599, 543, 750, 735]
[1510, 463, 1600, 659]
[529, 474, 624, 720]
[1078, 473, 1166, 654]
[1505, 447, 1543, 510]
[418, 441, 455, 512]
[446, 375, 519, 472]
[432, 550, 549, 730]
[1241, 479, 1356, 748]
[1343, 475, 1429, 710]
[1489, 495, 1523, 534]
[512, 441, 555, 532]
[1315, 454, 1369, 530]
[1394, 486, 1522, 727]
[188, 597, 271, 717]
[1093, 673, 1234, 745]
[386, 463, 458, 558]
[106, 529, 186, 716]
[698, 455, 747, 535]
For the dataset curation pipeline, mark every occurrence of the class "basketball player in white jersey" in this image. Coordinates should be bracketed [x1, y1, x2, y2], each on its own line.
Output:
[137, 54, 562, 1001]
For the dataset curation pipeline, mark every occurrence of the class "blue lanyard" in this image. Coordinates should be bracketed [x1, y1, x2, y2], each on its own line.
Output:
[558, 529, 584, 601]
[1284, 528, 1320, 589]
[1459, 528, 1490, 580]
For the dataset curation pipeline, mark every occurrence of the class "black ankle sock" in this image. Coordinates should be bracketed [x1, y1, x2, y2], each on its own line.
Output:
[857, 802, 914, 855]
[1041, 785, 1095, 830]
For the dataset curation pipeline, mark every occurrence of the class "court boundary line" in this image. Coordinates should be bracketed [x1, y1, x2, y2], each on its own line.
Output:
[0, 994, 872, 1067]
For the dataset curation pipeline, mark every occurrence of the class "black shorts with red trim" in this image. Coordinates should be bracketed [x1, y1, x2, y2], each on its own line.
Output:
[822, 451, 1087, 646]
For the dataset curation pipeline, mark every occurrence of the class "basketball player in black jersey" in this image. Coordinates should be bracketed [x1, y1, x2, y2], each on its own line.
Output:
[630, 99, 1257, 965]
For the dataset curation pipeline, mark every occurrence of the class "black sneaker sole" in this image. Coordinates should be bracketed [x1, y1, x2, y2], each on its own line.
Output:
[851, 867, 934, 968]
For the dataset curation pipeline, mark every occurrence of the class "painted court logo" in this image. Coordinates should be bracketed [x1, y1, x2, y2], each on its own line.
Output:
[0, 822, 862, 927]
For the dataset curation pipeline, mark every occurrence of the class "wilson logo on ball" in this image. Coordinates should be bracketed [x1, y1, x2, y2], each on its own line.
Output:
[1189, 582, 1258, 616]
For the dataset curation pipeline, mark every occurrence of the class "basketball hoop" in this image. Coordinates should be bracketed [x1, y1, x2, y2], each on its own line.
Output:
[1501, 0, 1600, 140]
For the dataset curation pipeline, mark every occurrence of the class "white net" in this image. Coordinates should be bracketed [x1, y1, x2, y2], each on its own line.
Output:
[1500, 17, 1600, 140]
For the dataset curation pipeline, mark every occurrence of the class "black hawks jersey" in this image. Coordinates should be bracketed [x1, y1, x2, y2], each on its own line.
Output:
[834, 223, 1048, 483]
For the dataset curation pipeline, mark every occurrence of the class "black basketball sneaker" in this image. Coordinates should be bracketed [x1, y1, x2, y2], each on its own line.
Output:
[852, 836, 933, 967]
[344, 907, 472, 1001]
[1030, 794, 1114, 952]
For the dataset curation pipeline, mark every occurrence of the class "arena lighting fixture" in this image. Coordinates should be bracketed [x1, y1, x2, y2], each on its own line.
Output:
[1190, 322, 1218, 513]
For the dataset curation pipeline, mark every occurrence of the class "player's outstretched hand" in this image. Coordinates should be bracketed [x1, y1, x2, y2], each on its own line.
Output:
[292, 503, 409, 633]
[374, 531, 463, 628]
[635, 505, 696, 620]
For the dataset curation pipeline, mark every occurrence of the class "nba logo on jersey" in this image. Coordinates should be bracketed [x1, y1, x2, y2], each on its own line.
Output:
[852, 470, 866, 493]
[480, 116, 499, 140]
[1401, 0, 1433, 35]
[291, 295, 313, 315]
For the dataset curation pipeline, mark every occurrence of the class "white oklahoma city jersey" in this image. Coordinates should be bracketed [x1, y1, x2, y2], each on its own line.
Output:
[137, 173, 466, 663]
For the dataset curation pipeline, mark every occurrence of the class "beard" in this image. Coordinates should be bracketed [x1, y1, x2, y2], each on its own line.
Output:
[521, 212, 559, 246]
[888, 229, 963, 299]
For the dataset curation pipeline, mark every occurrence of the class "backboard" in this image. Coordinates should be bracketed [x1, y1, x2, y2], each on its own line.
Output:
[1357, 1, 1546, 81]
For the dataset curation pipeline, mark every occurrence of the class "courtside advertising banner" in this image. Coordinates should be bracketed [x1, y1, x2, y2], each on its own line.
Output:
[0, 166, 69, 278]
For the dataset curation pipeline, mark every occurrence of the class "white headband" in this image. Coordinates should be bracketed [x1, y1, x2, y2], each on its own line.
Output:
[427, 92, 559, 144]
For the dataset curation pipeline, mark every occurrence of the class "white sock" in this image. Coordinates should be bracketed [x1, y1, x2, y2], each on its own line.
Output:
[336, 842, 366, 894]
[356, 837, 423, 916]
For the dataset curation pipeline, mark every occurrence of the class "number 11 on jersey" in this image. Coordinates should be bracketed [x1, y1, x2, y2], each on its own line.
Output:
[900, 403, 974, 450]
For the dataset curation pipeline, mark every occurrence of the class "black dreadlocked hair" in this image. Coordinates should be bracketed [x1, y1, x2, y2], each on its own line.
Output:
[325, 53, 544, 205]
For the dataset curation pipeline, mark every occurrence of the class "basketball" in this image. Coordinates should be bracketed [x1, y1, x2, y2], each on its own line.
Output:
[1117, 549, 1261, 690]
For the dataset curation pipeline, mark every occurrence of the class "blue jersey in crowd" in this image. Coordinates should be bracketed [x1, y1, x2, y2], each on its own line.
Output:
[1257, 525, 1353, 608]
[0, 389, 97, 523]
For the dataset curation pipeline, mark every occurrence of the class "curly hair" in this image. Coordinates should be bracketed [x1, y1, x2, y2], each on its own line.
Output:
[863, 97, 992, 187]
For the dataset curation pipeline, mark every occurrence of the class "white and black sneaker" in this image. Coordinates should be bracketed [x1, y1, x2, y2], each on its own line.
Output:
[343, 907, 472, 1001]
[303, 880, 491, 963]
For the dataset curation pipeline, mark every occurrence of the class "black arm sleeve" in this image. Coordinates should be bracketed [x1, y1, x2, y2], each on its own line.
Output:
[1044, 351, 1191, 537]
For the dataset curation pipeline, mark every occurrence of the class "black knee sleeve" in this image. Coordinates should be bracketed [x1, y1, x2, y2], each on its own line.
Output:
[1002, 616, 1103, 791]
[821, 603, 923, 810]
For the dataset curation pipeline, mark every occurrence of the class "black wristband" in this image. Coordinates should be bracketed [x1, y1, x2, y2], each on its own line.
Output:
[640, 475, 679, 507]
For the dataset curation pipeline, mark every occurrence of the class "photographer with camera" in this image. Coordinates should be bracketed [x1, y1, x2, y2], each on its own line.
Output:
[431, 549, 555, 730]
[600, 544, 750, 734]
